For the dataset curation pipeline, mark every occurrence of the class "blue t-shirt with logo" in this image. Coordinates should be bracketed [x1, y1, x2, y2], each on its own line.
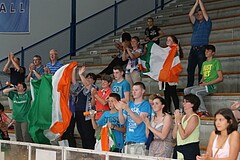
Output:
[97, 111, 124, 150]
[111, 79, 130, 99]
[123, 100, 151, 143]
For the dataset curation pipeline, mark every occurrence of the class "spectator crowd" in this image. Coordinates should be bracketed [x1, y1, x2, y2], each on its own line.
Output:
[0, 0, 239, 159]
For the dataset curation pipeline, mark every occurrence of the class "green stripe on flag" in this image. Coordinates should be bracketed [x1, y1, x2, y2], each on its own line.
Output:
[28, 75, 53, 144]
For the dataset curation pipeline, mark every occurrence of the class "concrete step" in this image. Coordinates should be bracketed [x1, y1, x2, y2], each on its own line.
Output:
[76, 39, 240, 62]
[129, 15, 240, 38]
[91, 26, 240, 53]
[82, 71, 239, 93]
[72, 54, 240, 75]
[141, 73, 240, 93]
[135, 0, 240, 27]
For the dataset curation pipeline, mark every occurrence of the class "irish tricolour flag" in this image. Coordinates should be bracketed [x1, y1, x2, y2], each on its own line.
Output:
[139, 42, 183, 83]
[28, 62, 77, 144]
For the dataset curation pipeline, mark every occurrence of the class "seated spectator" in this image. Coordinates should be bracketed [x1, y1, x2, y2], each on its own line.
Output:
[44, 49, 63, 75]
[196, 108, 239, 160]
[122, 36, 142, 88]
[97, 32, 131, 76]
[184, 45, 223, 116]
[90, 93, 125, 152]
[143, 95, 172, 158]
[230, 101, 240, 123]
[144, 17, 164, 45]
[172, 94, 200, 159]
[26, 55, 44, 82]
[3, 52, 26, 85]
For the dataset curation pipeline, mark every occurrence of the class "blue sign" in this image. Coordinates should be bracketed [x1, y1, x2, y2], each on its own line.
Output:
[0, 0, 29, 33]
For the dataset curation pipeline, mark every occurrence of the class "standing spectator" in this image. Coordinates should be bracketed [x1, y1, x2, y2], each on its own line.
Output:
[44, 49, 63, 75]
[65, 66, 97, 149]
[112, 65, 130, 102]
[122, 36, 143, 89]
[114, 82, 152, 155]
[91, 74, 112, 120]
[3, 52, 26, 85]
[187, 0, 212, 87]
[144, 17, 164, 45]
[26, 55, 44, 82]
[184, 45, 223, 116]
[3, 52, 26, 110]
[163, 35, 183, 113]
[172, 94, 200, 159]
[144, 96, 172, 158]
[97, 32, 131, 76]
[196, 108, 239, 160]
[90, 93, 125, 152]
[3, 82, 32, 142]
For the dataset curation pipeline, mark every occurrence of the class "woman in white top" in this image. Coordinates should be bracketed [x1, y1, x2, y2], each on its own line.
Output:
[144, 95, 172, 158]
[196, 108, 239, 160]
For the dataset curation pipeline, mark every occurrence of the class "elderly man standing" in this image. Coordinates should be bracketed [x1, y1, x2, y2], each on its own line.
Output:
[44, 49, 63, 75]
[187, 0, 212, 87]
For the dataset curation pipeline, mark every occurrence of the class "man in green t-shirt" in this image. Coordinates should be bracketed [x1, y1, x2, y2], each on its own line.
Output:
[184, 45, 223, 116]
[3, 82, 32, 142]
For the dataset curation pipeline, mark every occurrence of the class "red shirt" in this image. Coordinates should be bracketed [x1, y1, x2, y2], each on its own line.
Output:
[95, 88, 111, 120]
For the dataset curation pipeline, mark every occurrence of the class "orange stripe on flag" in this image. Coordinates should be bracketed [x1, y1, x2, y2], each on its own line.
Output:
[50, 62, 77, 136]
[101, 126, 109, 151]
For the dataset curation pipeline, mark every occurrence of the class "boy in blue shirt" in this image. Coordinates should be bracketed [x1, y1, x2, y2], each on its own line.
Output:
[90, 93, 125, 152]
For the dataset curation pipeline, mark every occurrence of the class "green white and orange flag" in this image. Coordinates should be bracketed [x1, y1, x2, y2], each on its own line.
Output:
[139, 42, 183, 83]
[28, 62, 77, 144]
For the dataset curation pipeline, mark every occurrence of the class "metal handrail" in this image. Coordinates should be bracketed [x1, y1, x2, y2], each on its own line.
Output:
[0, 0, 174, 90]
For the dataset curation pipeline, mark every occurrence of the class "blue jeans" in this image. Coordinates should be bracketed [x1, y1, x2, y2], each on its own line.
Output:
[187, 46, 206, 87]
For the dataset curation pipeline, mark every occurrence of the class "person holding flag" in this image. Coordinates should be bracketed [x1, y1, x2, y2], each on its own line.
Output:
[90, 93, 125, 152]
[139, 35, 183, 113]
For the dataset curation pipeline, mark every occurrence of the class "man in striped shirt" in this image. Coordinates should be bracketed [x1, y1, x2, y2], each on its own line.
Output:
[44, 49, 63, 75]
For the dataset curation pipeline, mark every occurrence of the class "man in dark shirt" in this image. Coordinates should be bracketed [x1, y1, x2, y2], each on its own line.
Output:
[3, 52, 26, 85]
[144, 17, 164, 45]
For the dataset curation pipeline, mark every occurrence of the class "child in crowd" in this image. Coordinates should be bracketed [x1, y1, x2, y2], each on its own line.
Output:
[196, 108, 239, 160]
[90, 93, 125, 152]
[0, 103, 12, 140]
[184, 45, 223, 117]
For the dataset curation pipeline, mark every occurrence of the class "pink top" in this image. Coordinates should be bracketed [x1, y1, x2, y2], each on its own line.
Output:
[212, 135, 230, 158]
